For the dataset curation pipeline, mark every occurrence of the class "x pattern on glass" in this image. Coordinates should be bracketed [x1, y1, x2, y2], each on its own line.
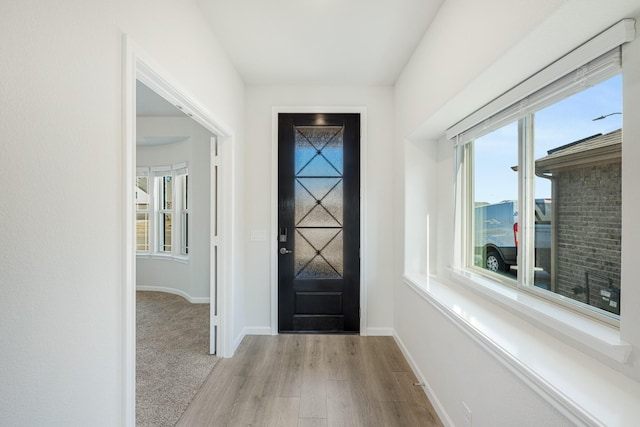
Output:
[295, 126, 343, 176]
[295, 178, 343, 227]
[295, 228, 343, 279]
[293, 125, 345, 279]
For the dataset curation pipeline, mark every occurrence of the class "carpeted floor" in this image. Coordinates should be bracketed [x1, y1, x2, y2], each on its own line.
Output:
[136, 291, 219, 427]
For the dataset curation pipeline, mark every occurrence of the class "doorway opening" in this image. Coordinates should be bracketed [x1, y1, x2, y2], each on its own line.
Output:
[123, 35, 232, 426]
[134, 80, 219, 425]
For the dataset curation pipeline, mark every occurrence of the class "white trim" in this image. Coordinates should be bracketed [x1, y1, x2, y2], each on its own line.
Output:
[233, 328, 247, 355]
[136, 286, 210, 304]
[217, 133, 235, 358]
[366, 327, 394, 336]
[150, 165, 172, 176]
[393, 331, 455, 427]
[172, 162, 188, 173]
[270, 106, 368, 335]
[122, 34, 235, 426]
[244, 326, 274, 335]
[121, 35, 137, 427]
[444, 269, 631, 363]
[446, 19, 635, 140]
[135, 62, 232, 139]
[147, 254, 189, 264]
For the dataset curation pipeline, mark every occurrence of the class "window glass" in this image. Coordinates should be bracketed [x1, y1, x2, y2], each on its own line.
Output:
[157, 175, 173, 253]
[159, 213, 172, 252]
[135, 176, 149, 252]
[179, 174, 189, 255]
[472, 121, 519, 281]
[159, 176, 173, 210]
[533, 75, 622, 315]
[136, 213, 149, 252]
[136, 176, 149, 210]
[468, 75, 622, 319]
[181, 213, 189, 255]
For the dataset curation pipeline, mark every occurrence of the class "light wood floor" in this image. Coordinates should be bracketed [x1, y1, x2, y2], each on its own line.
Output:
[177, 334, 443, 427]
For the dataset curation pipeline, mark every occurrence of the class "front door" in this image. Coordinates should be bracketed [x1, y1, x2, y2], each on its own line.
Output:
[278, 113, 360, 333]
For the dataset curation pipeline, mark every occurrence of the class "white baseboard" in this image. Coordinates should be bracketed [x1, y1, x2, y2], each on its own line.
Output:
[392, 330, 454, 427]
[365, 327, 394, 336]
[244, 327, 274, 335]
[136, 285, 210, 304]
[231, 327, 274, 358]
[232, 328, 247, 355]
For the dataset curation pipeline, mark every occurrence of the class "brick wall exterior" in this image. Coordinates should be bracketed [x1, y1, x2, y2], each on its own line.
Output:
[554, 161, 621, 314]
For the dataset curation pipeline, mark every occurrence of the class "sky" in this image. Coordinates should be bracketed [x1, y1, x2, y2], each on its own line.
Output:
[474, 75, 623, 205]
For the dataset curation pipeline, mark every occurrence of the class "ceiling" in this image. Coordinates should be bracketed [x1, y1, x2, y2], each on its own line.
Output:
[136, 1, 445, 121]
[136, 81, 187, 117]
[196, 0, 445, 85]
[136, 81, 191, 146]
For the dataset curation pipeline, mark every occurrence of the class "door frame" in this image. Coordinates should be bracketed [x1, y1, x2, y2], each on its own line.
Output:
[270, 106, 368, 335]
[122, 34, 235, 426]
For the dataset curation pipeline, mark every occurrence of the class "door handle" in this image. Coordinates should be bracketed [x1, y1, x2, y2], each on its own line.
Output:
[279, 247, 293, 255]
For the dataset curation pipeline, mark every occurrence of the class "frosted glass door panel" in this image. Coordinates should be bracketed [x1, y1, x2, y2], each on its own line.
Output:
[294, 125, 344, 279]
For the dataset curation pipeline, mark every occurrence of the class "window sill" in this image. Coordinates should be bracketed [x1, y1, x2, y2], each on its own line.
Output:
[403, 272, 639, 426]
[136, 253, 189, 264]
[445, 268, 630, 363]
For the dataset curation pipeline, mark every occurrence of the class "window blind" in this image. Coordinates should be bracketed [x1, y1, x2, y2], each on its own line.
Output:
[447, 19, 634, 145]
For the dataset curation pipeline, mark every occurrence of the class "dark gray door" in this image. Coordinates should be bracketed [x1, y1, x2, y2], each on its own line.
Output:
[278, 113, 360, 333]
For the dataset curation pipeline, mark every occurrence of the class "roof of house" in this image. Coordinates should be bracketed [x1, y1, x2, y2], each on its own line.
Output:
[535, 129, 621, 173]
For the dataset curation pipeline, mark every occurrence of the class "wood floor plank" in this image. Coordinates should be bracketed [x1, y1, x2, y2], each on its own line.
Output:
[326, 379, 385, 427]
[226, 375, 272, 426]
[379, 400, 424, 427]
[299, 396, 327, 420]
[374, 336, 414, 373]
[178, 335, 442, 427]
[276, 335, 306, 398]
[177, 373, 247, 426]
[323, 335, 346, 381]
[340, 335, 367, 384]
[248, 335, 281, 378]
[175, 360, 237, 425]
[300, 336, 328, 418]
[393, 371, 428, 406]
[298, 418, 328, 427]
[263, 397, 300, 427]
[359, 337, 405, 402]
[326, 379, 357, 427]
[390, 372, 443, 427]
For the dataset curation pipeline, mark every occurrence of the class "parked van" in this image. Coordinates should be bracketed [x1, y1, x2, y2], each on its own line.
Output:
[474, 199, 551, 274]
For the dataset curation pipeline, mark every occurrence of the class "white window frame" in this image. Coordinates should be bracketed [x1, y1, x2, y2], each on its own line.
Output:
[448, 21, 633, 327]
[174, 163, 189, 257]
[463, 101, 621, 325]
[136, 163, 189, 262]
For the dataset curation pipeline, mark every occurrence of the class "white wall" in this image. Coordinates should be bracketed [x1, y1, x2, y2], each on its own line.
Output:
[244, 86, 395, 334]
[0, 1, 244, 425]
[136, 117, 212, 301]
[394, 1, 640, 426]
